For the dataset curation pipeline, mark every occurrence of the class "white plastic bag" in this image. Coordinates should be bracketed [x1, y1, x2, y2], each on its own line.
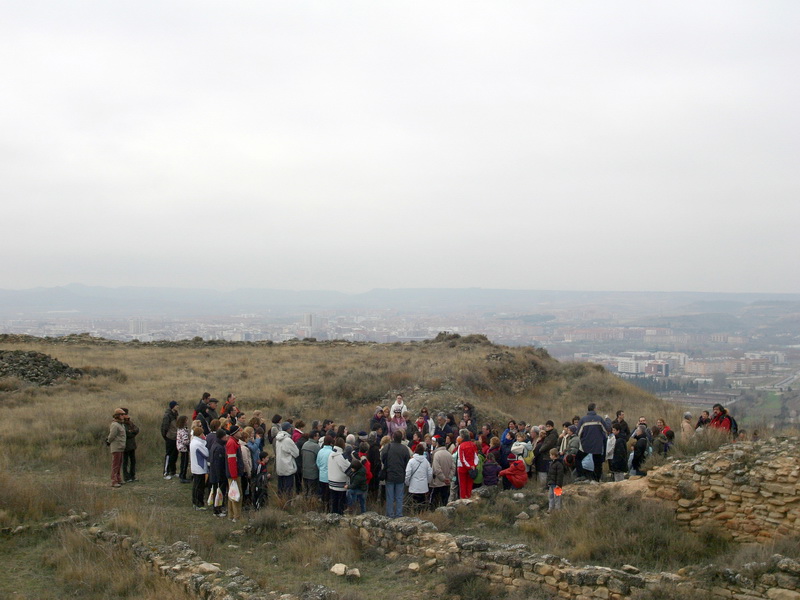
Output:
[214, 487, 224, 507]
[207, 489, 215, 506]
[228, 479, 241, 503]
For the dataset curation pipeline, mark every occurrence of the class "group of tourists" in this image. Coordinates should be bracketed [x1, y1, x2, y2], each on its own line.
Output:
[105, 392, 739, 519]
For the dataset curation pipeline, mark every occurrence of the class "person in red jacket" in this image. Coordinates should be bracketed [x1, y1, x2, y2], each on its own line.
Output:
[357, 442, 373, 485]
[225, 426, 244, 522]
[456, 429, 479, 499]
[709, 404, 732, 432]
[499, 453, 527, 490]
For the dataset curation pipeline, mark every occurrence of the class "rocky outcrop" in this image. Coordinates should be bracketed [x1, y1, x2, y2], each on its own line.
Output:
[647, 437, 800, 542]
[0, 349, 82, 385]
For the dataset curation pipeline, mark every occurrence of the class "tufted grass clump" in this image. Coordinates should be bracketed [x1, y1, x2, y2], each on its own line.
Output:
[444, 566, 505, 599]
[523, 487, 730, 571]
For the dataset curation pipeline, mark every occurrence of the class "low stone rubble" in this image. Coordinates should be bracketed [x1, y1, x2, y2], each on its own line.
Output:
[338, 510, 800, 600]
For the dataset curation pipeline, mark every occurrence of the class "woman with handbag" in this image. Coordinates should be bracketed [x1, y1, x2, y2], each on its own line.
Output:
[456, 429, 478, 499]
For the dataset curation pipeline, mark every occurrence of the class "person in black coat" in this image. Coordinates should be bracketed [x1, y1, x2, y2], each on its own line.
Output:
[381, 430, 410, 518]
[611, 410, 630, 441]
[546, 448, 565, 511]
[208, 429, 229, 517]
[630, 425, 649, 477]
[610, 424, 628, 481]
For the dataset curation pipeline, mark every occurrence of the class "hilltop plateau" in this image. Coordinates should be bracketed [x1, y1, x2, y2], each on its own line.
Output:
[2, 334, 796, 600]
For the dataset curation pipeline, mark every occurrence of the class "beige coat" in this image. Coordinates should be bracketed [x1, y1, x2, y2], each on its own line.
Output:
[107, 420, 127, 453]
[681, 419, 695, 440]
[431, 446, 455, 488]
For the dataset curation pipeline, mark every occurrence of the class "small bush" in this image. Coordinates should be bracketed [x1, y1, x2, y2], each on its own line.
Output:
[422, 377, 444, 391]
[250, 507, 286, 534]
[444, 566, 503, 599]
[387, 371, 413, 388]
[0, 377, 23, 392]
[79, 366, 129, 383]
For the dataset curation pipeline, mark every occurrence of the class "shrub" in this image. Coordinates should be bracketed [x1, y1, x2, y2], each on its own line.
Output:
[0, 377, 23, 392]
[387, 371, 413, 389]
[422, 377, 443, 391]
[444, 566, 503, 599]
[524, 488, 730, 571]
[80, 366, 129, 383]
[250, 507, 286, 534]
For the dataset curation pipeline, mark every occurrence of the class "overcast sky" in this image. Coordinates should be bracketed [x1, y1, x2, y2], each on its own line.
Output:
[2, 1, 798, 294]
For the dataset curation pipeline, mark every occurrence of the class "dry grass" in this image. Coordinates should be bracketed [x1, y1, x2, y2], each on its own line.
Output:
[0, 338, 677, 467]
[284, 527, 360, 569]
[0, 337, 698, 598]
[516, 487, 730, 570]
[45, 528, 196, 600]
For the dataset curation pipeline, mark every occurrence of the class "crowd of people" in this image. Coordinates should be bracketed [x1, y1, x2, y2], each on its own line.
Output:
[105, 392, 741, 519]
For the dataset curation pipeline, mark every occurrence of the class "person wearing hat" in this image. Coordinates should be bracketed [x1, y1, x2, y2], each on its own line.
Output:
[498, 451, 527, 490]
[106, 408, 127, 488]
[197, 398, 219, 435]
[387, 406, 407, 437]
[161, 400, 180, 480]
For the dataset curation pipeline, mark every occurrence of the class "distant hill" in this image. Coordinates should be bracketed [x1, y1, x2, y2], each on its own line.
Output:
[1, 284, 799, 318]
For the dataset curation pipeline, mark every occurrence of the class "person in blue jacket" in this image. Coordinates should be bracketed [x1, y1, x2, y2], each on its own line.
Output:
[316, 434, 334, 511]
[576, 403, 611, 482]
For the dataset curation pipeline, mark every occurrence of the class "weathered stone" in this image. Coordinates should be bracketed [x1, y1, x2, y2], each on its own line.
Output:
[329, 563, 347, 576]
[766, 589, 800, 600]
[621, 565, 640, 574]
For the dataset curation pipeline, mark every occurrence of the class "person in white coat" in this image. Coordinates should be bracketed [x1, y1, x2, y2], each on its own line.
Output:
[327, 440, 350, 515]
[405, 444, 433, 511]
[274, 429, 299, 497]
[189, 427, 209, 510]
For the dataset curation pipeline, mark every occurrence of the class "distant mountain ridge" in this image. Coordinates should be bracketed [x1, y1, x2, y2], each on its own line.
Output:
[1, 284, 799, 318]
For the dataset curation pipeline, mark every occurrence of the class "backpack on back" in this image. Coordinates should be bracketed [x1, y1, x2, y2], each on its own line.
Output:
[523, 448, 534, 466]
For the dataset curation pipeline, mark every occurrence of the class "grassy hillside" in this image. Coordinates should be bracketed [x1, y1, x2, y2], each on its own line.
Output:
[0, 334, 682, 599]
[0, 334, 679, 462]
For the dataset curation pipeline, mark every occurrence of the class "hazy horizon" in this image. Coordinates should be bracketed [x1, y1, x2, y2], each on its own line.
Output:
[3, 2, 799, 294]
[4, 282, 800, 298]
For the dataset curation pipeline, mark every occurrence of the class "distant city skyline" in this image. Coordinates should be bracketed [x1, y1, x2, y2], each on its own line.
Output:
[3, 2, 799, 294]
